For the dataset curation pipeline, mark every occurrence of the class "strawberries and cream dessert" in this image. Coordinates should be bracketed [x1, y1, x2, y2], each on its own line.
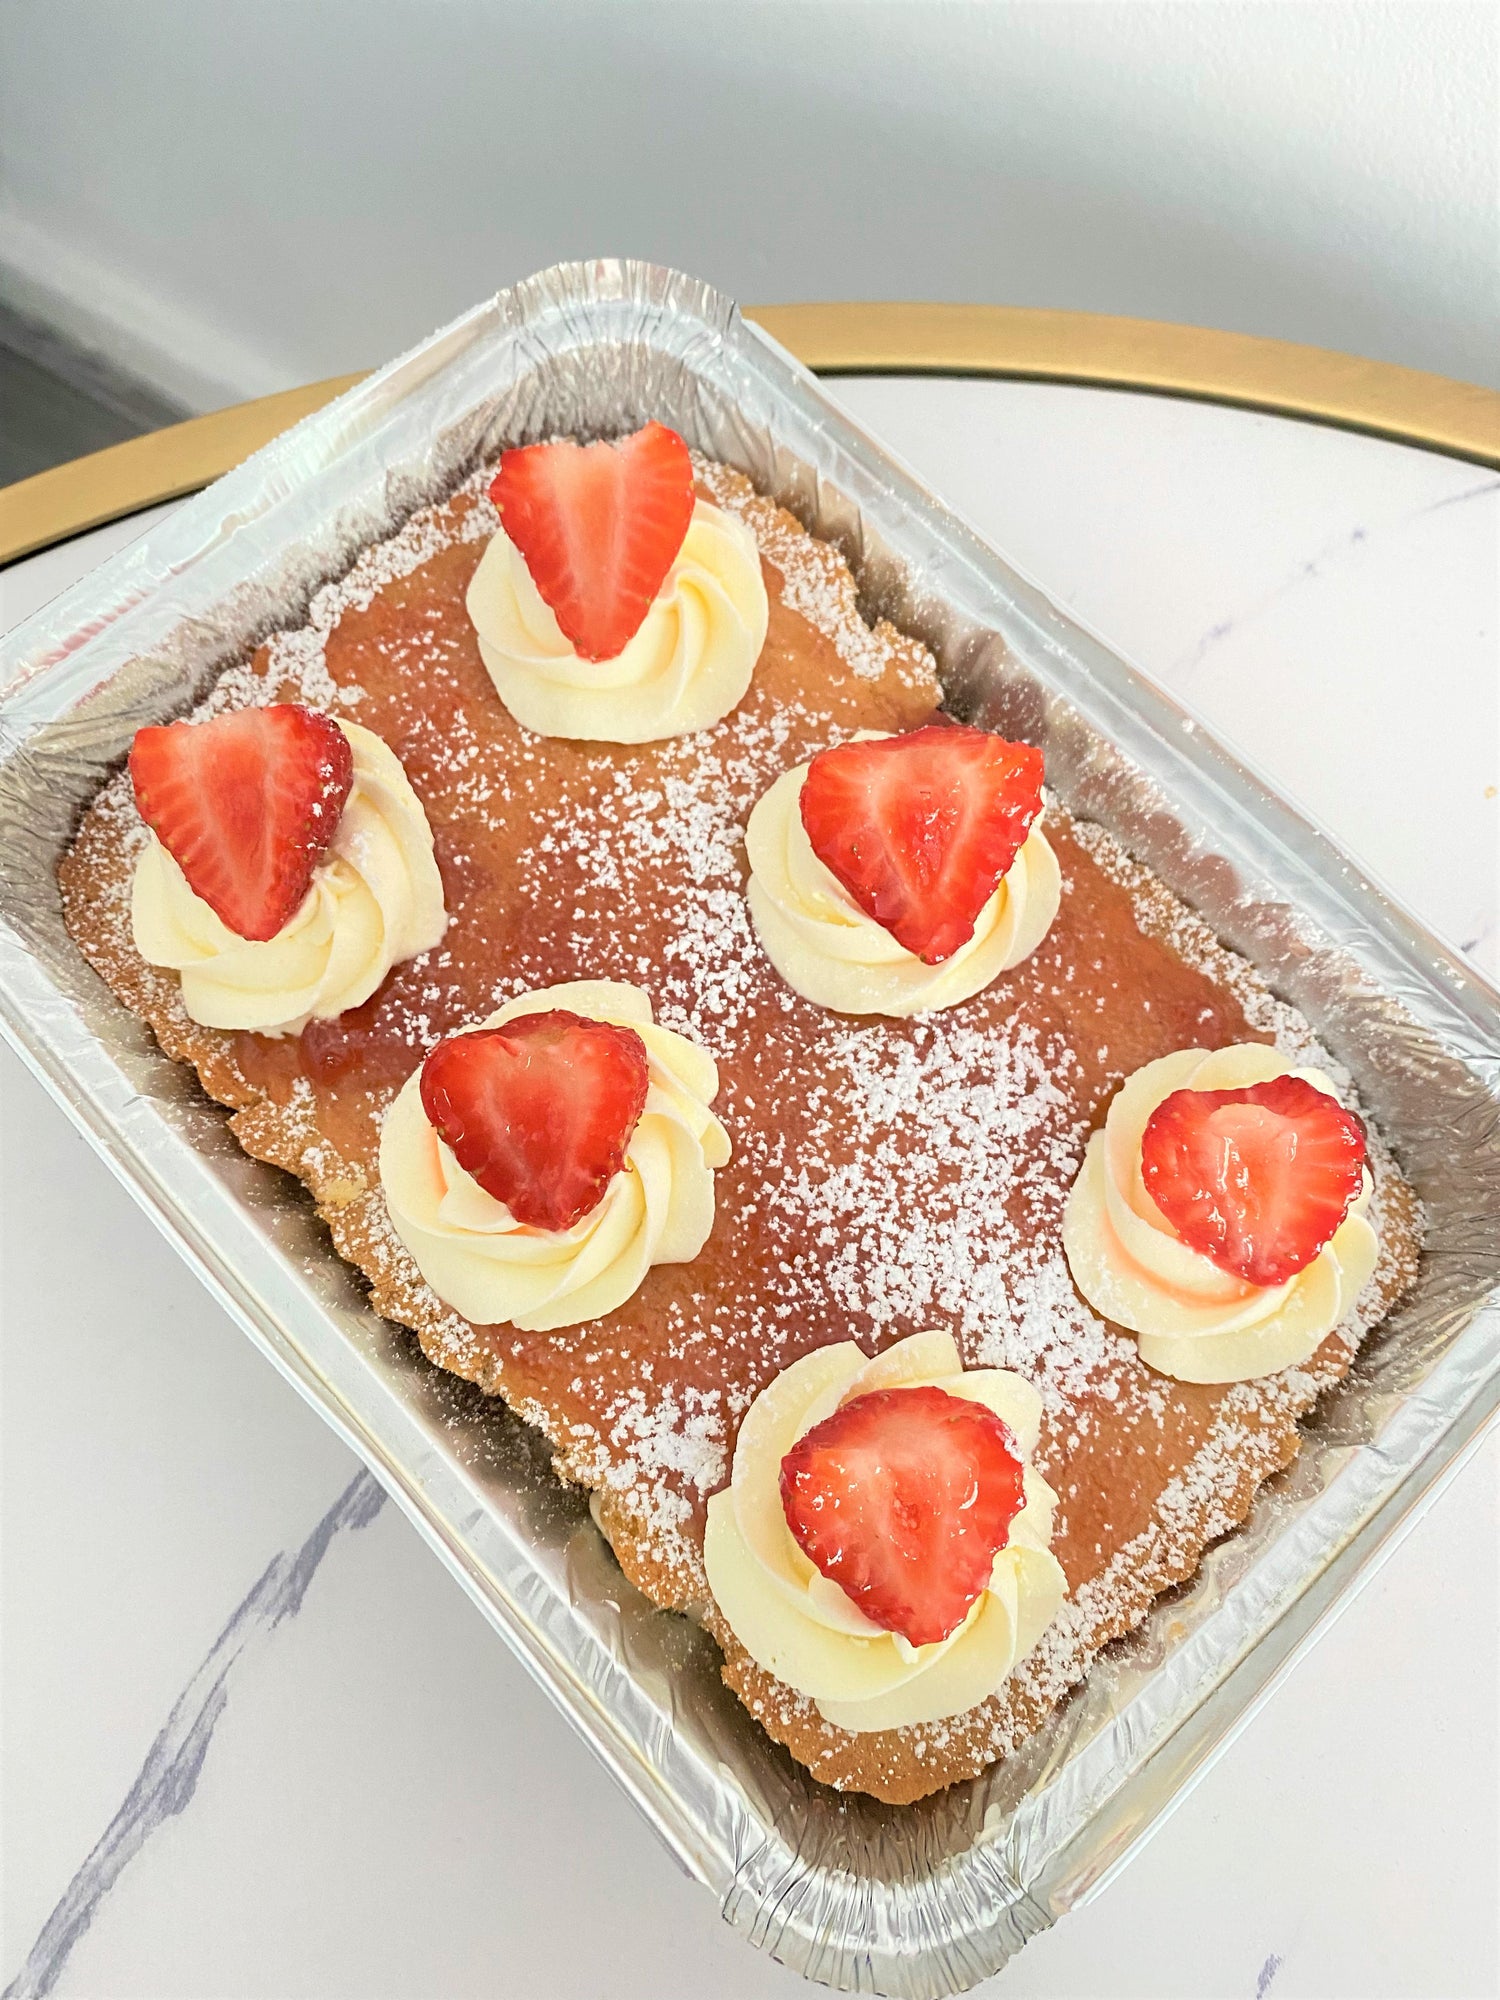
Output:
[467, 422, 768, 742]
[381, 980, 729, 1331]
[746, 725, 1060, 1015]
[1063, 1044, 1378, 1383]
[58, 418, 1422, 1804]
[128, 705, 445, 1037]
[704, 1331, 1065, 1733]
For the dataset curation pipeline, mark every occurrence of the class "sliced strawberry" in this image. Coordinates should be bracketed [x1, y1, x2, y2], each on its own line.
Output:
[489, 421, 695, 662]
[780, 1384, 1026, 1648]
[798, 724, 1045, 964]
[419, 1009, 649, 1232]
[1141, 1074, 1367, 1287]
[129, 704, 353, 943]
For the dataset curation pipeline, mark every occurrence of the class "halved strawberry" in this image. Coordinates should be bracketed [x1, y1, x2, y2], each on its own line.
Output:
[489, 421, 695, 662]
[419, 1009, 650, 1232]
[1141, 1074, 1367, 1288]
[780, 1384, 1026, 1648]
[129, 704, 354, 942]
[798, 724, 1045, 964]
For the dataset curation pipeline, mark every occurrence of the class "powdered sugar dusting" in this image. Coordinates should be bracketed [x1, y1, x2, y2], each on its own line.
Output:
[606, 1380, 727, 1490]
[205, 470, 497, 718]
[60, 445, 1425, 1803]
[509, 695, 868, 1051]
[744, 1016, 1135, 1414]
[696, 455, 911, 684]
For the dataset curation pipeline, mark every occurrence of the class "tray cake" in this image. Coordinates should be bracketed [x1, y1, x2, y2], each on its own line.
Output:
[58, 455, 1421, 1804]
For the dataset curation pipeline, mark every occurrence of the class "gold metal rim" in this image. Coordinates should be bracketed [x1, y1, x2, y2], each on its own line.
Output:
[4, 303, 1497, 568]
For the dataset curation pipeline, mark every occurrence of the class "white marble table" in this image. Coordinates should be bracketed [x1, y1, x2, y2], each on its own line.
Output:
[3, 380, 1497, 2000]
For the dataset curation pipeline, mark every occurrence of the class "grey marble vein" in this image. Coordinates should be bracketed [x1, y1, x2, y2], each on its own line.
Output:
[3, 1468, 386, 2000]
[1461, 914, 1498, 963]
[1175, 474, 1500, 678]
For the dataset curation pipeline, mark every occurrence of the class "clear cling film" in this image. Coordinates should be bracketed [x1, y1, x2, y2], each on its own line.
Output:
[1, 262, 1497, 1997]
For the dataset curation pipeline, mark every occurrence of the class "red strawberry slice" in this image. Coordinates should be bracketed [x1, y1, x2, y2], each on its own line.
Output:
[1141, 1074, 1367, 1288]
[419, 1009, 650, 1232]
[798, 724, 1045, 964]
[489, 421, 695, 662]
[780, 1384, 1026, 1648]
[129, 704, 354, 943]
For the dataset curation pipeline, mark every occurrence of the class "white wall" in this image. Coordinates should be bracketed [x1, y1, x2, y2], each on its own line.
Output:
[1, 0, 1496, 412]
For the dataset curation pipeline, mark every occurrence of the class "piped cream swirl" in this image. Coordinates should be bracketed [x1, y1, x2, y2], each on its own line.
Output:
[130, 720, 446, 1037]
[704, 1331, 1066, 1733]
[744, 740, 1060, 1016]
[466, 499, 768, 742]
[1062, 1044, 1378, 1383]
[379, 981, 730, 1332]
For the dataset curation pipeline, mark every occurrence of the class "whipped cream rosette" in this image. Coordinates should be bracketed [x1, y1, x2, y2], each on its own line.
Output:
[132, 717, 446, 1038]
[467, 424, 768, 743]
[1063, 1043, 1378, 1383]
[380, 980, 730, 1332]
[745, 727, 1060, 1016]
[704, 1330, 1066, 1733]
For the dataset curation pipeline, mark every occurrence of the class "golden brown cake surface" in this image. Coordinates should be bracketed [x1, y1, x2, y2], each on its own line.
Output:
[59, 460, 1421, 1803]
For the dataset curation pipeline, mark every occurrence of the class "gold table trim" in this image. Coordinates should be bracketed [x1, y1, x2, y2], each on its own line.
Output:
[4, 303, 1498, 568]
